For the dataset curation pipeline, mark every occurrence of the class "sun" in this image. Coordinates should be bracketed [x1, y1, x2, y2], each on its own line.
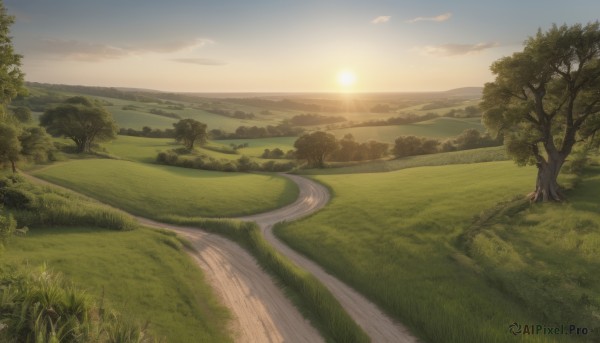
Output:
[337, 70, 356, 87]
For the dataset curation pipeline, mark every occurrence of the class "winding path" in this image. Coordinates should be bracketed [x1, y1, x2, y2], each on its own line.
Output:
[25, 172, 417, 342]
[238, 174, 417, 343]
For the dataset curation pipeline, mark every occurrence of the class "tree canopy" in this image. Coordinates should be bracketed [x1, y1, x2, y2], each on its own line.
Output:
[173, 118, 207, 150]
[0, 2, 25, 115]
[481, 22, 600, 202]
[294, 131, 338, 168]
[40, 96, 118, 153]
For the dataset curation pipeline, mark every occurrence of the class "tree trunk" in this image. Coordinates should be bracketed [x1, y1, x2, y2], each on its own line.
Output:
[530, 157, 564, 202]
[10, 159, 16, 174]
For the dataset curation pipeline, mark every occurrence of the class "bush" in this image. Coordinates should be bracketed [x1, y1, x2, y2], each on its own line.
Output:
[0, 187, 36, 209]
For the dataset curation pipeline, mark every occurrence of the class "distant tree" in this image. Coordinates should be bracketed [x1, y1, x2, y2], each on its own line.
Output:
[0, 2, 25, 117]
[420, 138, 439, 154]
[455, 128, 482, 150]
[0, 122, 21, 173]
[334, 134, 359, 161]
[364, 140, 389, 159]
[463, 106, 480, 117]
[173, 118, 207, 150]
[294, 131, 338, 168]
[40, 96, 118, 153]
[142, 126, 152, 136]
[261, 148, 271, 158]
[393, 136, 423, 157]
[12, 107, 31, 123]
[481, 22, 600, 202]
[19, 126, 54, 163]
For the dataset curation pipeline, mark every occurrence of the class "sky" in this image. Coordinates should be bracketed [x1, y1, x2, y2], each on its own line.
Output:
[5, 0, 600, 93]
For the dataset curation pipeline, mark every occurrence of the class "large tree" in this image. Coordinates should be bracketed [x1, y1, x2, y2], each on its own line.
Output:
[173, 118, 207, 150]
[481, 22, 600, 202]
[294, 131, 338, 168]
[40, 96, 118, 153]
[0, 1, 25, 117]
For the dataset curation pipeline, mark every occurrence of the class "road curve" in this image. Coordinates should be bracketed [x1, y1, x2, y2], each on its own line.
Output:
[22, 172, 323, 343]
[24, 171, 417, 342]
[238, 174, 418, 343]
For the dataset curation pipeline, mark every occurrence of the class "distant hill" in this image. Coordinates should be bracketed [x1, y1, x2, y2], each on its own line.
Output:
[443, 87, 483, 98]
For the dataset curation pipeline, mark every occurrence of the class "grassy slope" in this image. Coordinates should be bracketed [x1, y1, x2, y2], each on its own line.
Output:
[32, 159, 299, 218]
[330, 117, 484, 143]
[3, 226, 231, 343]
[466, 165, 600, 335]
[275, 161, 582, 342]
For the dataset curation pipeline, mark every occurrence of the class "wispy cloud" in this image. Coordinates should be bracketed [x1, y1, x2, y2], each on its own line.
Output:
[415, 42, 499, 56]
[371, 16, 391, 24]
[35, 39, 128, 62]
[26, 37, 215, 62]
[171, 57, 226, 66]
[408, 12, 452, 23]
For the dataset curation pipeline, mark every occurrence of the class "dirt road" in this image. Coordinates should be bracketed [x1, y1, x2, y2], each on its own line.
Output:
[239, 174, 418, 343]
[24, 172, 417, 342]
[22, 172, 323, 343]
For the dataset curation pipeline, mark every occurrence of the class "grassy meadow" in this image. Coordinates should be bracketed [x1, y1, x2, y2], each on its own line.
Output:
[2, 226, 232, 343]
[274, 161, 596, 342]
[32, 159, 299, 218]
[465, 165, 600, 335]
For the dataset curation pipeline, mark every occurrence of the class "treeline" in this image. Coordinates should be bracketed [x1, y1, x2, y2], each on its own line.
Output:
[262, 148, 295, 159]
[393, 128, 501, 158]
[352, 112, 439, 128]
[118, 126, 175, 138]
[330, 135, 389, 162]
[210, 123, 304, 139]
[226, 98, 322, 112]
[149, 108, 181, 119]
[118, 123, 304, 140]
[289, 113, 346, 126]
[206, 108, 255, 119]
[157, 151, 297, 172]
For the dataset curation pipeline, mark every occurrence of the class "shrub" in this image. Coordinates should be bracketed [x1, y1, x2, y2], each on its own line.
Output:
[0, 187, 36, 209]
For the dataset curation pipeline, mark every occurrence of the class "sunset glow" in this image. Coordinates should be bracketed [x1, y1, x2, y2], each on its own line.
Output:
[5, 1, 600, 92]
[337, 70, 356, 88]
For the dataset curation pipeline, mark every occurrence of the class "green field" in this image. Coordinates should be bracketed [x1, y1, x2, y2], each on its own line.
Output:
[105, 135, 296, 163]
[33, 159, 299, 218]
[274, 161, 588, 342]
[2, 226, 231, 343]
[330, 117, 484, 143]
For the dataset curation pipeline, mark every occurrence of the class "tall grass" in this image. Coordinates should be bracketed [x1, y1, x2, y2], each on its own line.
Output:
[163, 215, 370, 343]
[1, 174, 136, 230]
[0, 265, 158, 343]
[3, 226, 233, 342]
